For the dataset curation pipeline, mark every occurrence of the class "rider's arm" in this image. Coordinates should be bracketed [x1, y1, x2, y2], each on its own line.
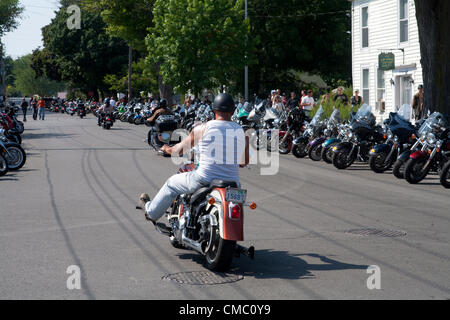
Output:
[240, 136, 250, 168]
[162, 124, 205, 155]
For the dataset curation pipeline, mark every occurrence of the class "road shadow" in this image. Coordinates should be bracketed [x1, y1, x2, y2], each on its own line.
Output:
[176, 250, 368, 280]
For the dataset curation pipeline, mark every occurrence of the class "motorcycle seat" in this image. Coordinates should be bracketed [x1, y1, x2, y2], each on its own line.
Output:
[209, 179, 238, 188]
[190, 187, 211, 205]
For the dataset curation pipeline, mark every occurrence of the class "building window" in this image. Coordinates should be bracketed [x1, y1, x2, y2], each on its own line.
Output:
[377, 69, 385, 101]
[362, 68, 370, 104]
[399, 0, 408, 42]
[361, 6, 369, 48]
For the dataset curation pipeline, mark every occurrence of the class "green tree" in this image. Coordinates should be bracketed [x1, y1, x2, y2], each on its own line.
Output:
[82, 0, 173, 101]
[0, 0, 23, 36]
[12, 55, 64, 96]
[246, 0, 351, 96]
[33, 4, 129, 100]
[147, 0, 253, 96]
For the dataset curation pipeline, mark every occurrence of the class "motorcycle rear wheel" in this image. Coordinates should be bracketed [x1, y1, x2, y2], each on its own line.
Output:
[404, 158, 429, 184]
[205, 207, 236, 271]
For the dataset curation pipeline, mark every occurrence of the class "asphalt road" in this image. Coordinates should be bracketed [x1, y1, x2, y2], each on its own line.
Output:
[0, 112, 449, 300]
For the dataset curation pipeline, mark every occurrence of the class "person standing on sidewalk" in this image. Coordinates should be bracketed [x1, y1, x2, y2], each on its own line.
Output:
[38, 97, 46, 120]
[20, 98, 29, 122]
[31, 98, 38, 120]
[411, 85, 424, 121]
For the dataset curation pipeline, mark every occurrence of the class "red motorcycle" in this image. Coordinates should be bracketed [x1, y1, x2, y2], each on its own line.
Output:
[143, 160, 257, 271]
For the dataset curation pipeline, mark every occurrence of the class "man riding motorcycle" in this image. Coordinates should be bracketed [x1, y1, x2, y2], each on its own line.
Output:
[145, 99, 172, 126]
[138, 93, 250, 229]
[97, 98, 114, 126]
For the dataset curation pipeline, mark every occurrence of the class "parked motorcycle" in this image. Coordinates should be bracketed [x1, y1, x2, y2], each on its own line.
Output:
[439, 158, 450, 188]
[368, 104, 417, 173]
[308, 108, 342, 161]
[0, 139, 26, 171]
[332, 104, 384, 169]
[291, 106, 325, 158]
[403, 113, 450, 184]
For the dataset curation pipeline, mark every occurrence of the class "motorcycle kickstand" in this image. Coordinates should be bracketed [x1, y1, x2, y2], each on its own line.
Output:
[235, 244, 255, 260]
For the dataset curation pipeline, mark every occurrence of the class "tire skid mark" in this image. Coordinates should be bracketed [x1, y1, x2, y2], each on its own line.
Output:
[44, 150, 96, 299]
[90, 150, 227, 299]
[93, 150, 256, 300]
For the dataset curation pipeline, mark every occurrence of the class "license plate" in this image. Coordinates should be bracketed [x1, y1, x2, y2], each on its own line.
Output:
[225, 188, 247, 203]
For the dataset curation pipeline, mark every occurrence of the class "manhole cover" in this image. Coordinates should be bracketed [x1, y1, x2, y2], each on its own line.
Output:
[162, 271, 244, 285]
[345, 228, 407, 237]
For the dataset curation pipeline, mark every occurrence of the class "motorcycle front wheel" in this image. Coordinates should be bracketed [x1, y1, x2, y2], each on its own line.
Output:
[439, 160, 450, 189]
[369, 151, 393, 173]
[321, 143, 338, 164]
[0, 154, 8, 176]
[4, 144, 26, 170]
[404, 157, 430, 184]
[332, 148, 356, 169]
[308, 143, 323, 161]
[292, 142, 308, 158]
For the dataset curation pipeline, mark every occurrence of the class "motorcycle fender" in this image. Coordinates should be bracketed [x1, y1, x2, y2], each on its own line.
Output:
[410, 150, 428, 160]
[293, 136, 307, 145]
[209, 189, 244, 241]
[323, 138, 341, 148]
[310, 137, 326, 147]
[333, 142, 353, 153]
[397, 150, 412, 162]
[369, 144, 391, 156]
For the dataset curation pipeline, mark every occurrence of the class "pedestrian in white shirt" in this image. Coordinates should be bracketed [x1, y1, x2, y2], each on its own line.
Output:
[301, 90, 315, 116]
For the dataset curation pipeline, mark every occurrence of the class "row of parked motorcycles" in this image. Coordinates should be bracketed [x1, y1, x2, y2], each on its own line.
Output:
[0, 108, 28, 177]
[237, 100, 450, 189]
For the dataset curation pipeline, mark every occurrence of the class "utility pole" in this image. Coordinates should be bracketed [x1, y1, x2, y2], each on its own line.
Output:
[0, 42, 6, 99]
[128, 45, 132, 102]
[244, 0, 249, 101]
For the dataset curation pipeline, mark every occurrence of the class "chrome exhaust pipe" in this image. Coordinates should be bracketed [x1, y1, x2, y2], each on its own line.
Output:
[182, 232, 204, 255]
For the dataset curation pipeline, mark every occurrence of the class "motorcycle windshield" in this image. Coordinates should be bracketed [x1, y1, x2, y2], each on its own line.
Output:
[310, 106, 325, 126]
[327, 109, 341, 126]
[418, 112, 448, 136]
[354, 104, 373, 124]
[397, 104, 412, 122]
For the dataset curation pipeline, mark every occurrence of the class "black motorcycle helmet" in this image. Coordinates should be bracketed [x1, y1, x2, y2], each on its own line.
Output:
[212, 93, 235, 113]
[159, 99, 167, 109]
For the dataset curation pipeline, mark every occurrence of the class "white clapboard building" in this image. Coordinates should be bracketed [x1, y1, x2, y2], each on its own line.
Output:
[350, 0, 422, 122]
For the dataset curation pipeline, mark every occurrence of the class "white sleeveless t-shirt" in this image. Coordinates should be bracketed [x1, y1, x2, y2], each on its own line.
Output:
[195, 120, 245, 183]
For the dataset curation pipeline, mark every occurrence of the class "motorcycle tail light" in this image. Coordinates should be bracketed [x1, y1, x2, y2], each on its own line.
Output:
[229, 204, 241, 220]
[208, 197, 215, 205]
[249, 202, 257, 210]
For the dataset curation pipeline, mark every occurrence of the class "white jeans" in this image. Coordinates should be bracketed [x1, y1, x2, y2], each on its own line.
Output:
[145, 171, 210, 221]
